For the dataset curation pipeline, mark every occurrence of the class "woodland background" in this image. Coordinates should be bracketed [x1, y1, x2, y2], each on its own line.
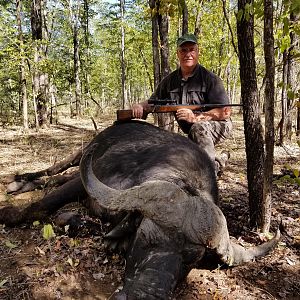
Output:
[0, 1, 299, 298]
[0, 0, 300, 230]
[0, 0, 298, 129]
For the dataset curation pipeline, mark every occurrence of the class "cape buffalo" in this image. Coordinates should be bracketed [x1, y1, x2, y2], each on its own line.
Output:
[0, 120, 280, 299]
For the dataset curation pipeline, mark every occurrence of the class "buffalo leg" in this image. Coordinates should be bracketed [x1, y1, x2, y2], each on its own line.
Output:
[0, 175, 87, 226]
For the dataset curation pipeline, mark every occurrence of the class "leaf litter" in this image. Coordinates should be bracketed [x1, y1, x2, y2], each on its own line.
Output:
[0, 114, 299, 299]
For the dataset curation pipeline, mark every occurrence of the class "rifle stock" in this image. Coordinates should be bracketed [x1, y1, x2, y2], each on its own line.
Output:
[116, 103, 242, 121]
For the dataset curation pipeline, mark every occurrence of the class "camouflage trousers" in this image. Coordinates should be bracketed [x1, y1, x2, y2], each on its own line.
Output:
[188, 119, 233, 162]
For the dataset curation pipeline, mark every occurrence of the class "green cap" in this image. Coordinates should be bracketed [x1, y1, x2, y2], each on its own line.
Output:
[177, 33, 198, 47]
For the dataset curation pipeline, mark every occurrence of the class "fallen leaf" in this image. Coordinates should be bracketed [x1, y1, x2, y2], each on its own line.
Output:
[42, 224, 56, 240]
[33, 220, 40, 226]
[285, 257, 296, 266]
[0, 279, 8, 288]
[5, 240, 17, 249]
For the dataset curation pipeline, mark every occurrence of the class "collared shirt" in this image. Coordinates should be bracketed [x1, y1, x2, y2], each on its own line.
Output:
[150, 64, 229, 105]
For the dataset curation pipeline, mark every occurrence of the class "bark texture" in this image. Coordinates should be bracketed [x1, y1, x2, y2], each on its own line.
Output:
[237, 0, 265, 228]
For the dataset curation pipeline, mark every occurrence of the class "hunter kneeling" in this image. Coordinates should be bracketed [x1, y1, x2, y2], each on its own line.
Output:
[132, 33, 232, 175]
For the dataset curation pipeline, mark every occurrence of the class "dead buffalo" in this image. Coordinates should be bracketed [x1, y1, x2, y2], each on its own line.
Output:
[0, 120, 280, 299]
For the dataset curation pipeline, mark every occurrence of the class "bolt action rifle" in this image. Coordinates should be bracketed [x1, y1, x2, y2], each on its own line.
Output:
[116, 99, 242, 121]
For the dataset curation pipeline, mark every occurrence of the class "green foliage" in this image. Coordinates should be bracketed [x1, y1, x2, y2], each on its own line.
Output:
[0, 0, 299, 124]
[276, 164, 300, 187]
[33, 220, 40, 226]
[285, 0, 300, 15]
[237, 3, 253, 22]
[5, 240, 18, 249]
[253, 0, 264, 19]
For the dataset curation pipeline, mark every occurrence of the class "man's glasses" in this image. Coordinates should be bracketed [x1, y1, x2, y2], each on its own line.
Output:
[178, 47, 198, 54]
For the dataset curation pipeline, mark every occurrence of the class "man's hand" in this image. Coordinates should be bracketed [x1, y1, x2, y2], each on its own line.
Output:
[132, 104, 144, 119]
[176, 107, 231, 123]
[176, 108, 197, 122]
[132, 101, 150, 119]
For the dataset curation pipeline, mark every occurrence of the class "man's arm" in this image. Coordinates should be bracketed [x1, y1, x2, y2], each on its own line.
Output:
[176, 107, 231, 123]
[118, 103, 238, 121]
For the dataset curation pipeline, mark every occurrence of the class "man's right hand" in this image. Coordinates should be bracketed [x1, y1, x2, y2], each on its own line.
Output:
[132, 101, 148, 119]
[132, 104, 144, 119]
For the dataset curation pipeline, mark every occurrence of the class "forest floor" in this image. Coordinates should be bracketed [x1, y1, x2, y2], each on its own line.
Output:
[0, 113, 299, 300]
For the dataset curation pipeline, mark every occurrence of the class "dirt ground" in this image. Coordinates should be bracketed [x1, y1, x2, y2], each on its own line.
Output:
[0, 113, 299, 300]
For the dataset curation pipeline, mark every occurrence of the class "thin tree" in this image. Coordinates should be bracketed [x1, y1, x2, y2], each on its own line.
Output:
[120, 0, 127, 109]
[149, 0, 161, 88]
[62, 0, 82, 116]
[279, 48, 289, 144]
[221, 0, 239, 57]
[158, 10, 170, 79]
[149, 0, 173, 131]
[263, 0, 275, 232]
[285, 12, 298, 140]
[16, 0, 28, 130]
[80, 0, 101, 111]
[237, 0, 265, 229]
[194, 0, 203, 38]
[31, 0, 49, 127]
[72, 0, 82, 116]
[180, 0, 188, 34]
[278, 9, 299, 143]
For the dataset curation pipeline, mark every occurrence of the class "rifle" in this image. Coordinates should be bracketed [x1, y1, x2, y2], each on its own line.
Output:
[116, 99, 242, 121]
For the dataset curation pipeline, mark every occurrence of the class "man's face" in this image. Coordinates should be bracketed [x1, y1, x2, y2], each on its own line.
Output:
[177, 42, 199, 69]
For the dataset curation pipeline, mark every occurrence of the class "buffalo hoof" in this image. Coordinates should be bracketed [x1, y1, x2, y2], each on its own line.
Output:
[0, 206, 23, 226]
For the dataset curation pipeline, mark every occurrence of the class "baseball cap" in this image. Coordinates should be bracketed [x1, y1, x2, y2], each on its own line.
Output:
[177, 33, 198, 47]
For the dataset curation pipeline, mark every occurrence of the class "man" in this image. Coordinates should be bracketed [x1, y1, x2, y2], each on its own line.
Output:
[132, 33, 232, 174]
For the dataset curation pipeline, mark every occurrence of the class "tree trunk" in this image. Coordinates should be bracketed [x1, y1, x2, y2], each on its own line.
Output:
[279, 49, 288, 145]
[263, 0, 275, 233]
[158, 14, 170, 78]
[149, 0, 173, 130]
[149, 0, 161, 88]
[297, 105, 300, 136]
[181, 0, 188, 35]
[16, 0, 28, 130]
[157, 1, 174, 131]
[73, 1, 81, 117]
[286, 12, 297, 140]
[237, 0, 265, 229]
[120, 0, 127, 109]
[31, 0, 49, 128]
[49, 83, 58, 124]
[194, 0, 203, 37]
[278, 11, 298, 144]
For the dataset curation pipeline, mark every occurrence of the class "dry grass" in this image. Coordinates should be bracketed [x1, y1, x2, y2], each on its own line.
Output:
[0, 113, 299, 300]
